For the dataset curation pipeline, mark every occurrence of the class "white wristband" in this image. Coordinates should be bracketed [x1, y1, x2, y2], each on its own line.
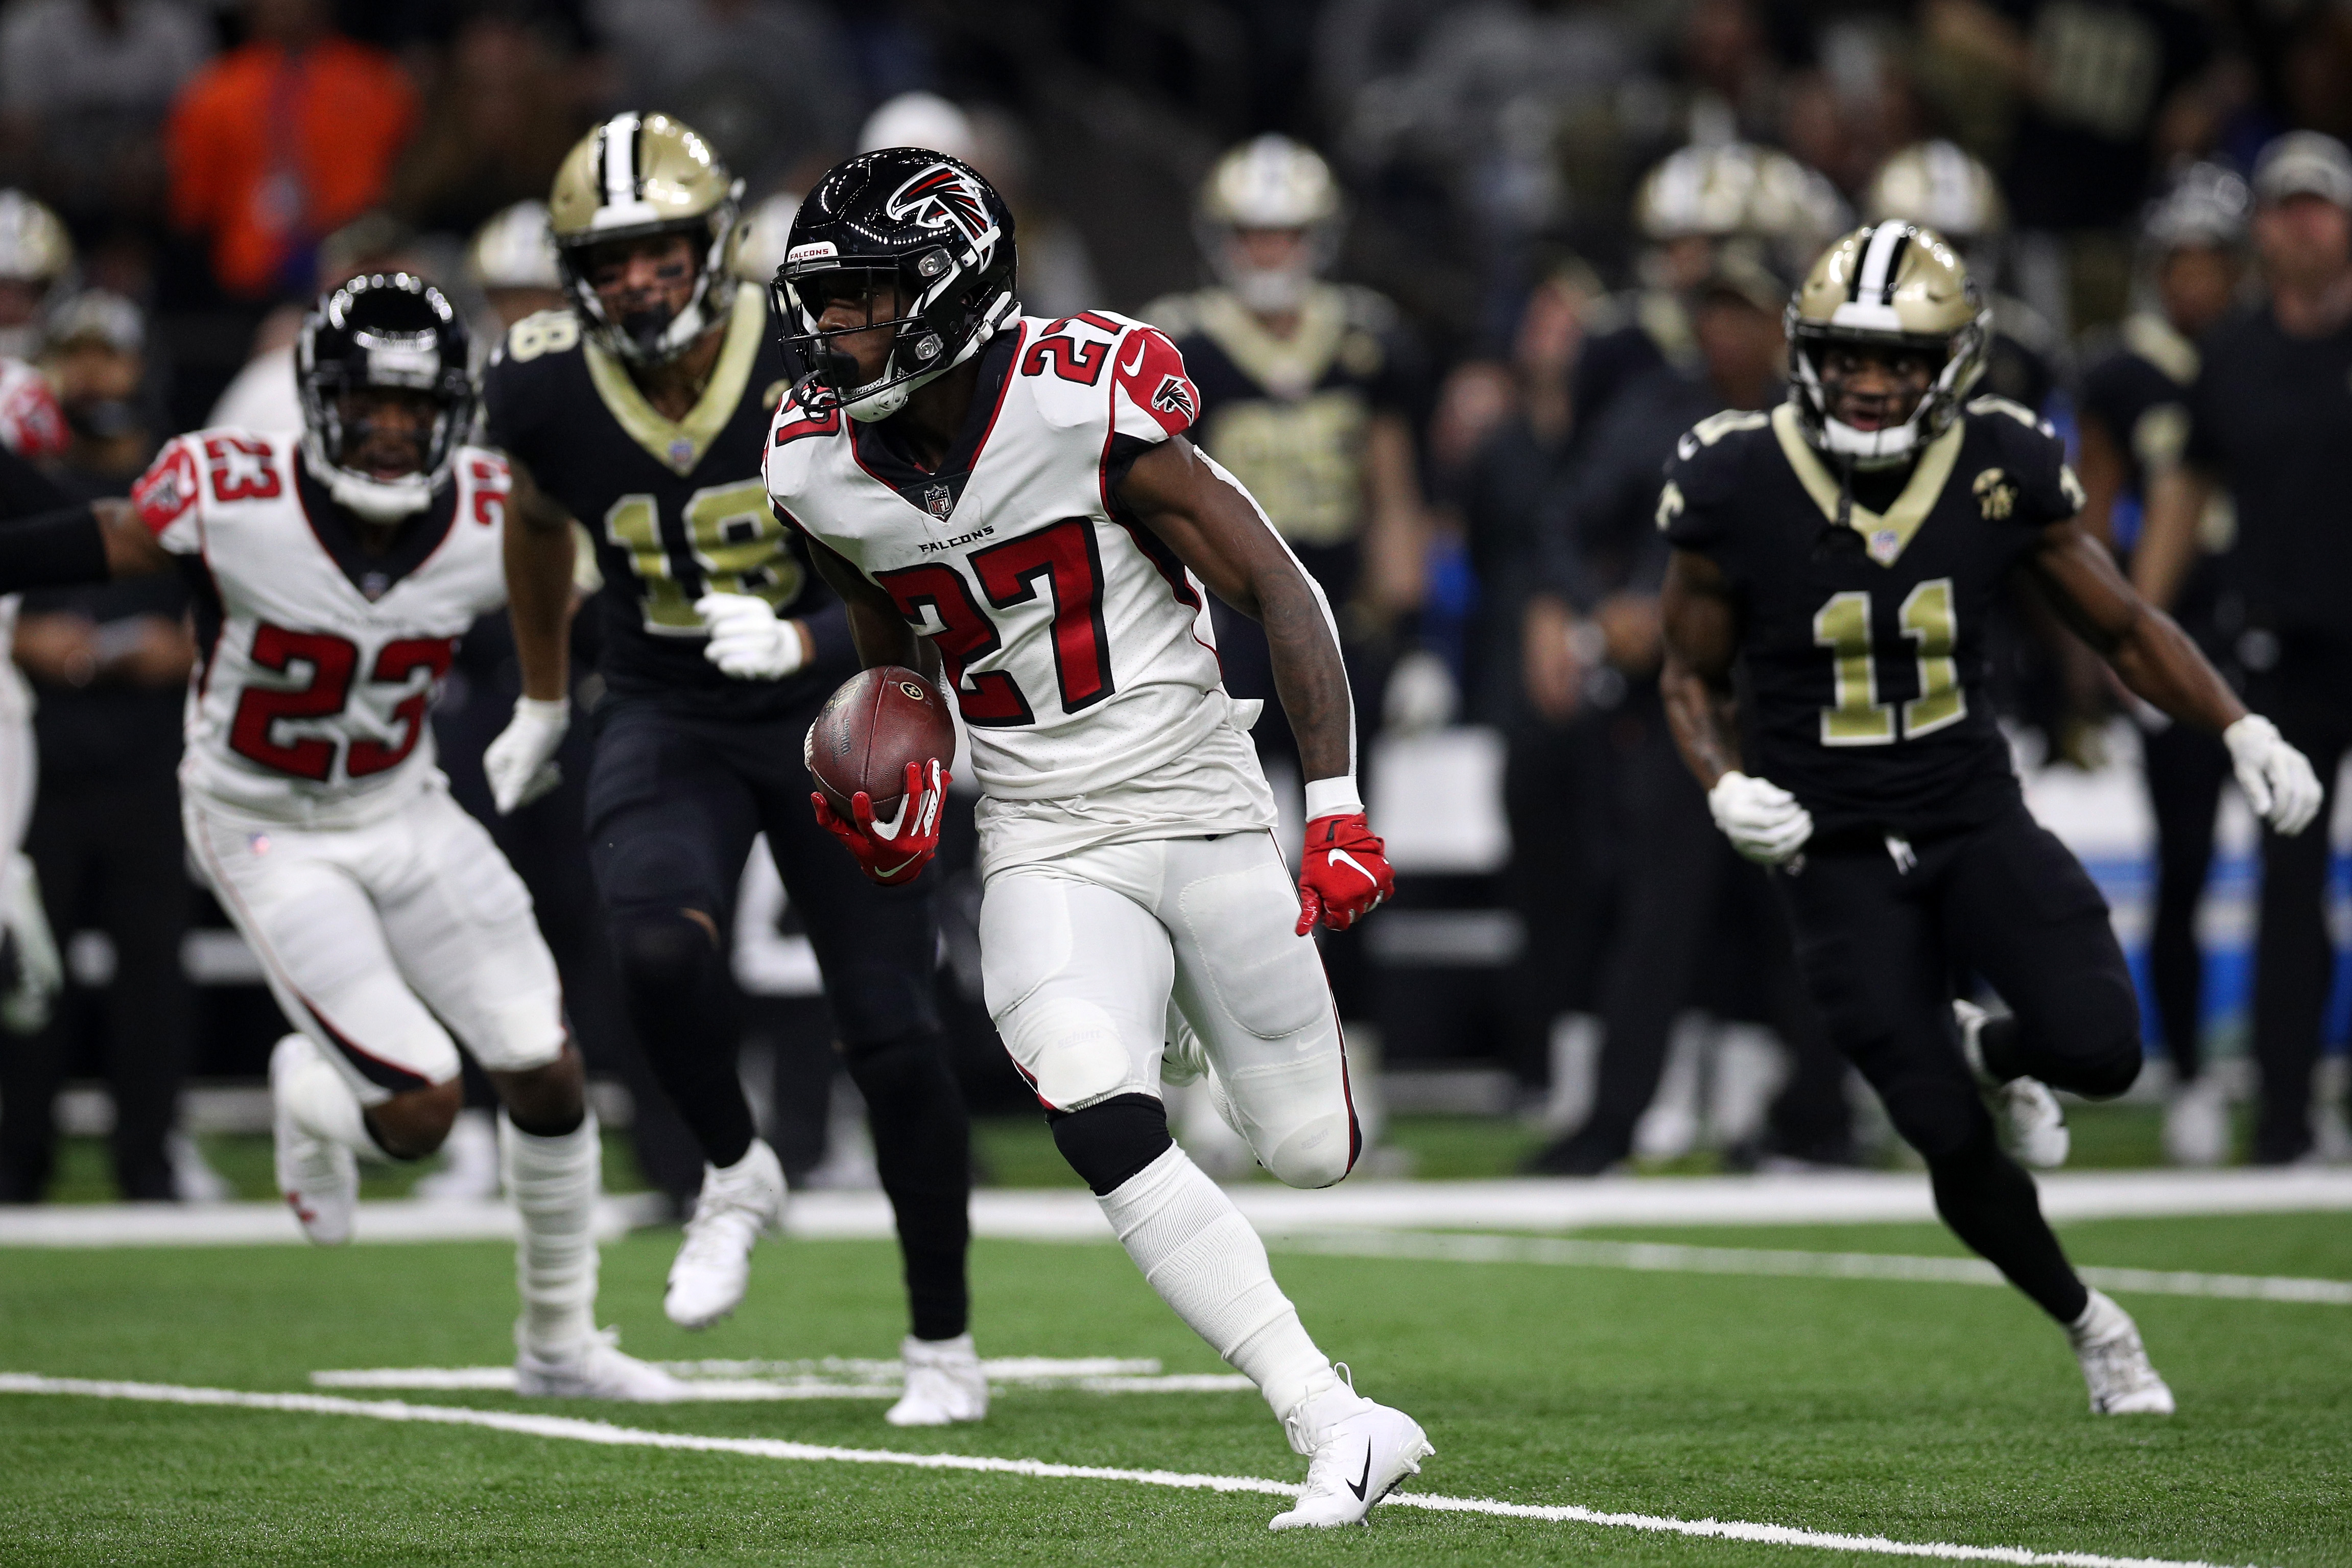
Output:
[515, 695, 569, 721]
[1304, 775, 1363, 821]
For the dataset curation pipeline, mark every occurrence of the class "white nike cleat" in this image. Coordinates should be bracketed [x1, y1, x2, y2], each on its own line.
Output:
[886, 1332, 989, 1426]
[2070, 1289, 2175, 1415]
[1954, 999, 2069, 1168]
[1269, 1370, 1433, 1529]
[515, 1327, 686, 1401]
[2162, 1074, 2231, 1168]
[664, 1138, 787, 1329]
[270, 1035, 357, 1247]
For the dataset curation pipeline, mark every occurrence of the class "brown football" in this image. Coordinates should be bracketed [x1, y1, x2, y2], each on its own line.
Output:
[806, 666, 956, 822]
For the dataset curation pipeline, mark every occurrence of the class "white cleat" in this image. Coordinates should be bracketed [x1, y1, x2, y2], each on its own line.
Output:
[2163, 1075, 2231, 1168]
[1269, 1371, 1434, 1530]
[270, 1035, 357, 1247]
[886, 1333, 989, 1426]
[515, 1328, 687, 1401]
[2070, 1289, 2175, 1415]
[663, 1138, 787, 1329]
[1954, 999, 2069, 1168]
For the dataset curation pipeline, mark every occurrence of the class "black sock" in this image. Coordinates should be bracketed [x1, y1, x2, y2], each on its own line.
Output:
[1927, 1125, 2088, 1324]
[611, 913, 754, 1169]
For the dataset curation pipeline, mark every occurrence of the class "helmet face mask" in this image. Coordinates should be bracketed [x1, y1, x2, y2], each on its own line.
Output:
[776, 149, 1017, 423]
[1787, 223, 1987, 466]
[549, 112, 744, 367]
[296, 273, 474, 524]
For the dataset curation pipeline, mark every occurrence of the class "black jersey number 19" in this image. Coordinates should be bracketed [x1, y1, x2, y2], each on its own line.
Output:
[1811, 577, 1964, 746]
[602, 480, 804, 634]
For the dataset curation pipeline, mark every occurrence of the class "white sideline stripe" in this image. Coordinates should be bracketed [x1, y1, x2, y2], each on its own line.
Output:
[307, 1366, 1256, 1398]
[1267, 1231, 2352, 1306]
[7, 1168, 2351, 1248]
[0, 1373, 2260, 1568]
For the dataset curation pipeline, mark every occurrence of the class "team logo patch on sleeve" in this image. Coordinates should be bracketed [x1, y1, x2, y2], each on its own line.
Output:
[1972, 467, 2016, 521]
[131, 439, 201, 535]
[1113, 327, 1200, 438]
[1151, 374, 1197, 425]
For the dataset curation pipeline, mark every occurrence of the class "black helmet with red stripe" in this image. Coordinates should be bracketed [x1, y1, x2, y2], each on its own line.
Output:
[773, 148, 1018, 422]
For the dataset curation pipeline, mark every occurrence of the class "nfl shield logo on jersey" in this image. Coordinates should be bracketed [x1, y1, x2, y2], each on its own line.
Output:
[1867, 528, 1902, 565]
[924, 483, 954, 520]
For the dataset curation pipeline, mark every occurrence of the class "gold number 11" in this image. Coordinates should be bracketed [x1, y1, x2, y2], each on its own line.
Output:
[1811, 577, 1964, 746]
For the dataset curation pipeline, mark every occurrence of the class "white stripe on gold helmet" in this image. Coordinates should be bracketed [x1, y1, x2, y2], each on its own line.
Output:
[1196, 135, 1343, 313]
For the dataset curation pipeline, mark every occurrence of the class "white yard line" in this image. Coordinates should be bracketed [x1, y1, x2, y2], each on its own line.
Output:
[309, 1357, 1255, 1398]
[7, 1169, 2351, 1248]
[1266, 1231, 2352, 1305]
[0, 1373, 2264, 1568]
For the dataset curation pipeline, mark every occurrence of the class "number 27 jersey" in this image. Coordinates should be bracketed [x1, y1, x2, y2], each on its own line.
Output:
[763, 312, 1276, 866]
[132, 430, 511, 825]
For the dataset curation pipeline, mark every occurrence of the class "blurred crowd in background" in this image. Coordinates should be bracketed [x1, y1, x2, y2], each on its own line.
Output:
[3, 0, 2350, 1206]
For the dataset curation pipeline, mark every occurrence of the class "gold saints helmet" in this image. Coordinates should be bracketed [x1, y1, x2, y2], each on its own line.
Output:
[1864, 141, 2008, 245]
[1195, 135, 1344, 313]
[1787, 223, 1989, 464]
[548, 111, 744, 365]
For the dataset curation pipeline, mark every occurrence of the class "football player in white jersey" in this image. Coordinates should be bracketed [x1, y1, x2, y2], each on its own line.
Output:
[759, 149, 1432, 1529]
[0, 343, 70, 1033]
[0, 274, 680, 1401]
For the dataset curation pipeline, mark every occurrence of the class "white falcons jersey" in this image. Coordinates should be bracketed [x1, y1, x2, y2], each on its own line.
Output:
[131, 431, 511, 825]
[0, 357, 68, 726]
[765, 311, 1276, 868]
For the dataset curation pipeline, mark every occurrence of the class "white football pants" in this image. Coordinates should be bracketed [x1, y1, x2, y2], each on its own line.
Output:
[186, 783, 565, 1103]
[981, 830, 1358, 1189]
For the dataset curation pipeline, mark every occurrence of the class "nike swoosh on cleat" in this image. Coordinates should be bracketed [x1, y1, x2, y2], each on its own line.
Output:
[1346, 1448, 1372, 1502]
[1122, 340, 1146, 375]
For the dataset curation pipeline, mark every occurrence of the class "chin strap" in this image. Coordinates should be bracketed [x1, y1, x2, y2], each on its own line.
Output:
[300, 437, 434, 522]
[841, 294, 1016, 424]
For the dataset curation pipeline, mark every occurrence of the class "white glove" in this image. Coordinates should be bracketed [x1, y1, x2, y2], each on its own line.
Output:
[1707, 771, 1814, 865]
[2224, 714, 2323, 836]
[697, 592, 809, 680]
[485, 696, 568, 815]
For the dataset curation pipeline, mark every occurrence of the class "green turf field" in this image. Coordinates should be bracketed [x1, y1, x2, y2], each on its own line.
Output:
[3, 1210, 2346, 1566]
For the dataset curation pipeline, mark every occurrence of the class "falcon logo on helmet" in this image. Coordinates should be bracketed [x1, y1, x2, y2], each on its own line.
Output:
[885, 164, 998, 253]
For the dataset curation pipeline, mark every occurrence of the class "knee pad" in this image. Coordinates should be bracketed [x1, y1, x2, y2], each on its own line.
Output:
[996, 993, 1150, 1112]
[608, 908, 716, 991]
[1049, 1093, 1173, 1196]
[1256, 1108, 1357, 1190]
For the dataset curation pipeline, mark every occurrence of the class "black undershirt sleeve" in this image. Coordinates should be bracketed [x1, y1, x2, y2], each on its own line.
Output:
[0, 443, 72, 519]
[0, 503, 111, 591]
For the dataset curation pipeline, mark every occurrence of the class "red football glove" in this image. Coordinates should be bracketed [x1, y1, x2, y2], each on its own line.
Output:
[1296, 812, 1394, 934]
[812, 759, 948, 886]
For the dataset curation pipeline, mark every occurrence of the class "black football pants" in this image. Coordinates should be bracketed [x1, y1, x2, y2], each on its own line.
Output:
[0, 768, 189, 1202]
[1774, 805, 2144, 1324]
[585, 693, 971, 1341]
[2139, 718, 2229, 1084]
[2245, 657, 2352, 1164]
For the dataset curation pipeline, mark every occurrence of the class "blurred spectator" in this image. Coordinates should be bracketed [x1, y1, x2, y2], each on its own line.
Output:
[206, 211, 424, 431]
[2, 288, 195, 1202]
[164, 0, 417, 301]
[1142, 136, 1431, 794]
[1523, 255, 1846, 1174]
[0, 0, 211, 241]
[388, 9, 590, 238]
[728, 191, 800, 292]
[0, 189, 76, 362]
[2135, 132, 2352, 1165]
[592, 0, 856, 192]
[2076, 164, 2249, 1166]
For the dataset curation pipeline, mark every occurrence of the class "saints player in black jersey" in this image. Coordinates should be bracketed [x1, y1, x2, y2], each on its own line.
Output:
[1657, 224, 2322, 1415]
[479, 114, 981, 1426]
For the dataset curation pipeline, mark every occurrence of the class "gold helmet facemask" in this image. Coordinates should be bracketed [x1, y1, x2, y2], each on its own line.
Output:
[548, 112, 744, 366]
[1786, 223, 1989, 466]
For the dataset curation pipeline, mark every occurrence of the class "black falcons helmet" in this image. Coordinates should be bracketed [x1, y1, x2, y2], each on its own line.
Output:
[296, 273, 475, 518]
[774, 148, 1017, 420]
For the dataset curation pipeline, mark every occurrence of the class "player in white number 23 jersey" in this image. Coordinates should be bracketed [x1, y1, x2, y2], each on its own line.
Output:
[760, 149, 1431, 1527]
[0, 274, 679, 1400]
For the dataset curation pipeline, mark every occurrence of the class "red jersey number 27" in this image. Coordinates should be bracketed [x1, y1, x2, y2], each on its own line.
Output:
[873, 518, 1114, 727]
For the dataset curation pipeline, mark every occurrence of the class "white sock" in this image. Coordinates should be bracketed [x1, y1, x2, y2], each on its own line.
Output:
[1097, 1144, 1342, 1430]
[500, 1110, 601, 1358]
[2070, 1287, 2126, 1345]
[277, 1039, 394, 1162]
